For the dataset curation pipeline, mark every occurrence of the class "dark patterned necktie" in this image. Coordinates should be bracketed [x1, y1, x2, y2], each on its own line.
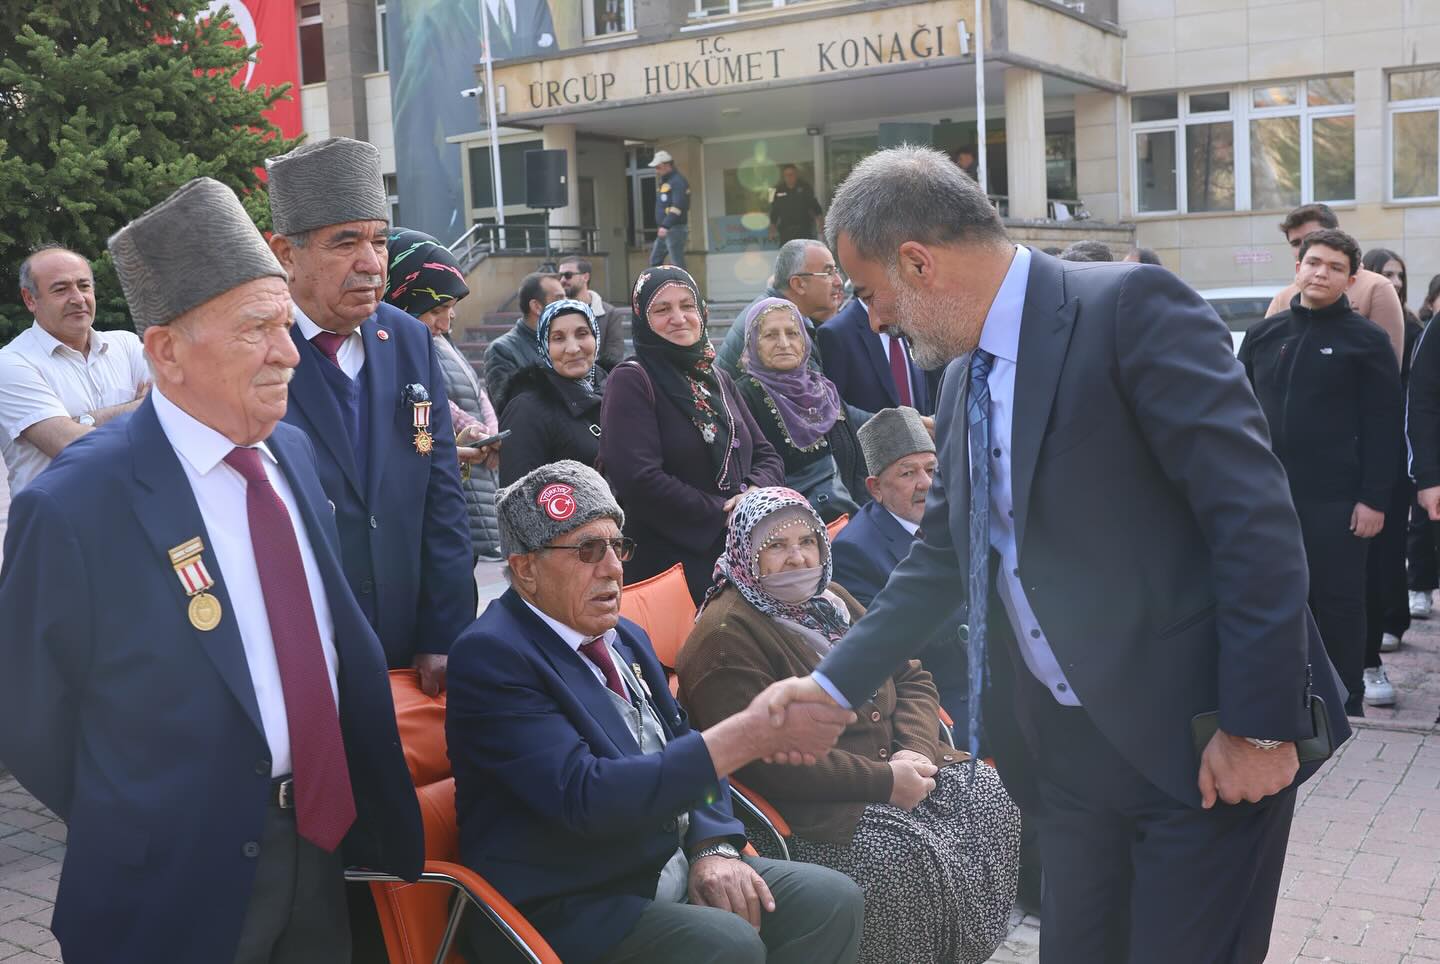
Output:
[224, 447, 356, 851]
[965, 349, 995, 775]
[580, 637, 627, 700]
[311, 331, 347, 371]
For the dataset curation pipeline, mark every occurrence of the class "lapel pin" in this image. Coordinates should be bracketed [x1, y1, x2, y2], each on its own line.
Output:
[377, 329, 390, 341]
[168, 537, 223, 631]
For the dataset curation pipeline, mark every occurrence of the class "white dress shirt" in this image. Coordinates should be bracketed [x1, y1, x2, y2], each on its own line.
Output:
[294, 305, 366, 379]
[886, 508, 921, 538]
[978, 245, 1080, 706]
[521, 598, 633, 697]
[0, 322, 149, 493]
[152, 388, 341, 776]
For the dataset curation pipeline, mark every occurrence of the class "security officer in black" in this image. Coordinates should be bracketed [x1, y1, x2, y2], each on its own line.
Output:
[1239, 227, 1403, 718]
[768, 164, 823, 245]
[649, 150, 690, 269]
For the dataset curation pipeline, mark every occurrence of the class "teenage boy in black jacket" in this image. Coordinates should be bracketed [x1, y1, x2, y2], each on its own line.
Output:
[1239, 228, 1403, 718]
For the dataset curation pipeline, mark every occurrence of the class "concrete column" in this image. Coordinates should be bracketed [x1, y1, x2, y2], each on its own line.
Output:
[1004, 67, 1048, 220]
[321, 0, 377, 141]
[1074, 90, 1120, 223]
[541, 124, 581, 248]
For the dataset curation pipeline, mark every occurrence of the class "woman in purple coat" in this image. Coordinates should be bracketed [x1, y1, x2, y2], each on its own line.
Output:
[600, 266, 785, 602]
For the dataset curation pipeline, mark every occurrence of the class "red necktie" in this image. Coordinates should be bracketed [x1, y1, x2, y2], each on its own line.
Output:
[579, 637, 627, 700]
[311, 331, 347, 370]
[888, 333, 913, 407]
[224, 447, 356, 852]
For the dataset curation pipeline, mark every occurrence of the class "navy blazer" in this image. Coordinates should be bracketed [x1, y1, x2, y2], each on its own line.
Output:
[830, 500, 969, 725]
[0, 398, 423, 964]
[817, 253, 1351, 810]
[283, 302, 472, 667]
[816, 297, 934, 416]
[447, 589, 746, 963]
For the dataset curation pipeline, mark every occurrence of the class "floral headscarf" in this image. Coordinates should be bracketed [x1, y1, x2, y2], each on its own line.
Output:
[537, 298, 600, 389]
[705, 486, 851, 644]
[741, 297, 842, 450]
[384, 228, 470, 317]
[631, 266, 738, 489]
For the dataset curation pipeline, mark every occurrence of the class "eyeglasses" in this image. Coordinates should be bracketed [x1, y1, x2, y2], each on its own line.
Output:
[557, 271, 583, 280]
[543, 537, 636, 563]
[791, 266, 842, 279]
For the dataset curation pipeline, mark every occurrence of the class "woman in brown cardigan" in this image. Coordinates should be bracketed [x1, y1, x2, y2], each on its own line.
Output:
[676, 487, 1020, 964]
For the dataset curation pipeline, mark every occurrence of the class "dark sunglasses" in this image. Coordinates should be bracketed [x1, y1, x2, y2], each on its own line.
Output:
[557, 270, 583, 280]
[543, 537, 636, 563]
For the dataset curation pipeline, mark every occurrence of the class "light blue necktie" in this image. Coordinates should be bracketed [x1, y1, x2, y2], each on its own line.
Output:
[965, 349, 995, 777]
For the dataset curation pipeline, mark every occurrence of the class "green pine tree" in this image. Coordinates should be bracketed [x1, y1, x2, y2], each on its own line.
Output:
[0, 0, 300, 341]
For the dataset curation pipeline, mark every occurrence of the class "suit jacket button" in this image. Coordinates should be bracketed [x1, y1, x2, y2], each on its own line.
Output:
[878, 748, 889, 758]
[869, 710, 881, 722]
[255, 759, 270, 775]
[942, 754, 954, 762]
[369, 515, 379, 529]
[958, 625, 969, 641]
[242, 841, 260, 858]
[359, 579, 374, 594]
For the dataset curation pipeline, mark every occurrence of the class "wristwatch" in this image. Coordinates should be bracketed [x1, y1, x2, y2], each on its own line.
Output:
[75, 413, 96, 427]
[1244, 738, 1284, 750]
[692, 842, 741, 861]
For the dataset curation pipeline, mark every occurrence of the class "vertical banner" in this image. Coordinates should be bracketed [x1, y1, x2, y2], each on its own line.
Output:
[203, 0, 303, 139]
[387, 0, 556, 244]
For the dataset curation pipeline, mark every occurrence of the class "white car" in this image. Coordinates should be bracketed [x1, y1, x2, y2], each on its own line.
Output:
[1195, 286, 1277, 354]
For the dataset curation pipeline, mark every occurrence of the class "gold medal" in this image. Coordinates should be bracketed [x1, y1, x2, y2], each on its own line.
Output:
[188, 591, 222, 631]
[414, 428, 434, 455]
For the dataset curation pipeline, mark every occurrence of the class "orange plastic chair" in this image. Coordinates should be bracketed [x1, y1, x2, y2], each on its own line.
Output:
[618, 563, 696, 671]
[346, 670, 560, 964]
[825, 514, 850, 541]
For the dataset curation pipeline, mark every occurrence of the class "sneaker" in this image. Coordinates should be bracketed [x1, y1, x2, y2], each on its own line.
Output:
[1380, 633, 1401, 653]
[1363, 667, 1396, 706]
[1410, 590, 1432, 618]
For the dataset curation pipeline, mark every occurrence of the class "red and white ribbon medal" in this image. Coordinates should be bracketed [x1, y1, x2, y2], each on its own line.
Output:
[169, 537, 222, 631]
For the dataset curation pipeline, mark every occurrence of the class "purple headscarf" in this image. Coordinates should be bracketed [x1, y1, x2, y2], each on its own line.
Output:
[741, 298, 842, 450]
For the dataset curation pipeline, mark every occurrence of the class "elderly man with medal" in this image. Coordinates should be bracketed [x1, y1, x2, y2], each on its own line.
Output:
[0, 178, 423, 963]
[265, 137, 473, 696]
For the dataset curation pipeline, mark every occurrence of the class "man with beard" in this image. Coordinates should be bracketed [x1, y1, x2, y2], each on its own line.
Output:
[266, 137, 471, 695]
[763, 146, 1350, 963]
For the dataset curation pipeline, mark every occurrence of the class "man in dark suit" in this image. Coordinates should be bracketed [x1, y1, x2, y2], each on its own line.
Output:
[483, 0, 556, 60]
[816, 293, 934, 416]
[267, 137, 472, 695]
[0, 178, 422, 963]
[447, 461, 863, 964]
[767, 147, 1351, 962]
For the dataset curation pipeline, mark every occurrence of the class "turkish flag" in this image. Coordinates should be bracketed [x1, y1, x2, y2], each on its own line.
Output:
[203, 0, 302, 139]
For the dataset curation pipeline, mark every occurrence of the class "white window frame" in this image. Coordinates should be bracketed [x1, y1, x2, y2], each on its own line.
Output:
[691, 0, 786, 18]
[1385, 68, 1440, 204]
[1245, 77, 1356, 210]
[375, 2, 387, 72]
[1129, 77, 1356, 217]
[582, 0, 634, 39]
[297, 2, 325, 86]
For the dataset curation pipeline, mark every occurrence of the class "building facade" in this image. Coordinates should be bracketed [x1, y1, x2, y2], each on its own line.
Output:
[302, 0, 1439, 311]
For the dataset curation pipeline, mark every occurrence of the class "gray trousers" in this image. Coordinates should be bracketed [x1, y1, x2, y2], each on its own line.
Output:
[648, 225, 688, 270]
[232, 804, 350, 964]
[600, 856, 863, 964]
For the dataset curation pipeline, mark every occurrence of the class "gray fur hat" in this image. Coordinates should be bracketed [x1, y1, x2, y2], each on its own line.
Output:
[857, 406, 935, 476]
[266, 137, 389, 236]
[107, 177, 286, 335]
[497, 460, 625, 557]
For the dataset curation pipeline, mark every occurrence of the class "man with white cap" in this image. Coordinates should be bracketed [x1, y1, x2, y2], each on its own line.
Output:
[649, 150, 690, 270]
[266, 136, 472, 695]
[0, 177, 423, 963]
[448, 460, 864, 964]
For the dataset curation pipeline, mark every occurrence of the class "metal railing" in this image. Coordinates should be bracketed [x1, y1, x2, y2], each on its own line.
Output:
[448, 223, 600, 273]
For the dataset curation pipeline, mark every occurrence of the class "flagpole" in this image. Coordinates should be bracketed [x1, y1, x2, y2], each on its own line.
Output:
[975, 2, 988, 197]
[479, 0, 506, 248]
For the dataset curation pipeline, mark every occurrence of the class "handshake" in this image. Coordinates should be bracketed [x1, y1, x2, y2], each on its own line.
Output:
[701, 677, 854, 777]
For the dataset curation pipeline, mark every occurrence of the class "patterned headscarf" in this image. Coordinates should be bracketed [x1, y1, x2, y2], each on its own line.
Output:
[741, 297, 842, 450]
[705, 487, 851, 644]
[537, 298, 600, 389]
[630, 266, 738, 489]
[384, 228, 469, 317]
